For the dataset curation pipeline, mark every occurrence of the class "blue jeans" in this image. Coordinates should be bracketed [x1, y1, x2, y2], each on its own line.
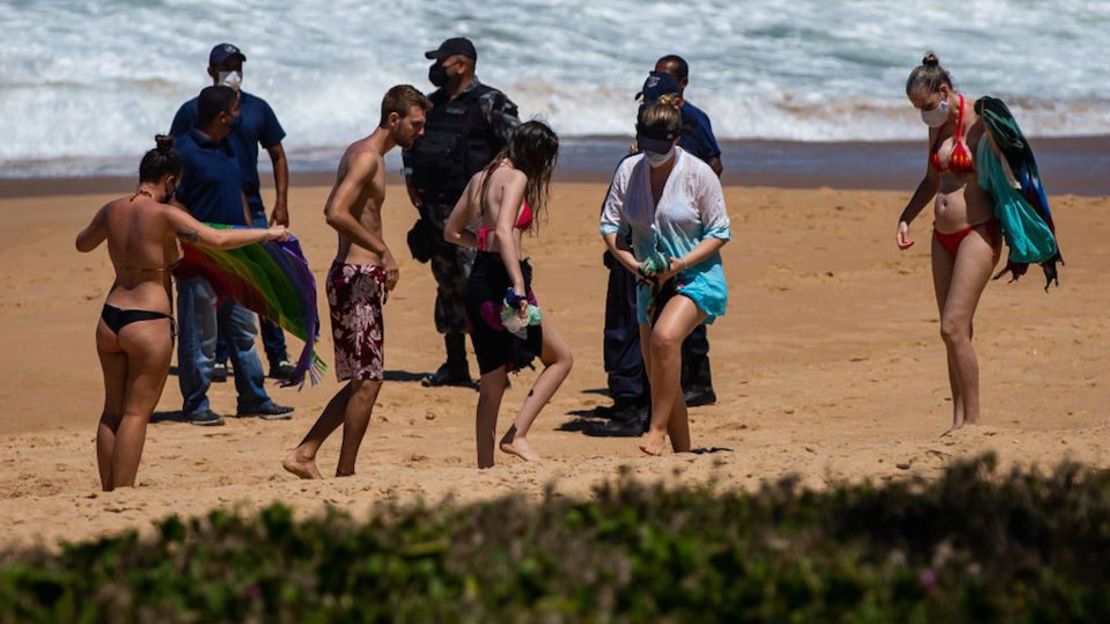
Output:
[215, 210, 288, 366]
[177, 276, 272, 416]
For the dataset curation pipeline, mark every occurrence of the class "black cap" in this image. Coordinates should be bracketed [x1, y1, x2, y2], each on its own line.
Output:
[424, 37, 477, 62]
[635, 71, 681, 102]
[209, 43, 246, 66]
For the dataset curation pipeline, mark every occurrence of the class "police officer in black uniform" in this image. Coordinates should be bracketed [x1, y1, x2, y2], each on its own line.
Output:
[403, 37, 521, 387]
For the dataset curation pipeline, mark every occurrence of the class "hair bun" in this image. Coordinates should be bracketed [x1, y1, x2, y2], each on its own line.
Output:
[656, 93, 682, 109]
[154, 134, 174, 153]
[922, 52, 940, 68]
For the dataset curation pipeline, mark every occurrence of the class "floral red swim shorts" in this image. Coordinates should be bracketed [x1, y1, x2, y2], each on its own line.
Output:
[326, 261, 387, 382]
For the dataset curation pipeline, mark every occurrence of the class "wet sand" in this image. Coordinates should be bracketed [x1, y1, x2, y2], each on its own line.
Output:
[0, 180, 1106, 548]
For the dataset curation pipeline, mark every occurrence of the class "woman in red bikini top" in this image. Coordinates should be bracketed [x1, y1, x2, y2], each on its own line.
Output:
[894, 53, 1003, 437]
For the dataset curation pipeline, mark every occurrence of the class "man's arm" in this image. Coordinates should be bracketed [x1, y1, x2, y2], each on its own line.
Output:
[266, 142, 290, 226]
[698, 112, 724, 176]
[480, 90, 522, 147]
[707, 155, 723, 177]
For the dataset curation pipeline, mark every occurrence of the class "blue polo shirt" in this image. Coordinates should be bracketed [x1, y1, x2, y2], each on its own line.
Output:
[170, 91, 285, 215]
[174, 129, 249, 226]
[678, 101, 722, 163]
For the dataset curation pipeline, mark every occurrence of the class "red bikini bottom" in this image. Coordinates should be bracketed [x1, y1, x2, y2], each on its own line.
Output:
[933, 220, 1000, 256]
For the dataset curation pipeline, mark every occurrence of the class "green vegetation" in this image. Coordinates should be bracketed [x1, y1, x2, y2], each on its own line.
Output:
[1, 455, 1106, 623]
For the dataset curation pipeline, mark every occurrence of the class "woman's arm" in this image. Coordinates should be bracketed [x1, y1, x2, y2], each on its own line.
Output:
[600, 162, 639, 274]
[444, 175, 479, 249]
[603, 232, 643, 275]
[494, 170, 529, 298]
[163, 205, 287, 249]
[75, 204, 109, 252]
[896, 132, 941, 249]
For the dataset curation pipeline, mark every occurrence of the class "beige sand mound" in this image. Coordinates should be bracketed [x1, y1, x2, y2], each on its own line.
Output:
[0, 183, 1105, 548]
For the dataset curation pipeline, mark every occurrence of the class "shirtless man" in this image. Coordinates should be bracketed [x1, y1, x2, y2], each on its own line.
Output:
[284, 85, 432, 479]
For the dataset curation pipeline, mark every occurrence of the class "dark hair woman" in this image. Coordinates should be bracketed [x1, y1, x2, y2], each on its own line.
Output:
[444, 120, 572, 468]
[75, 136, 289, 490]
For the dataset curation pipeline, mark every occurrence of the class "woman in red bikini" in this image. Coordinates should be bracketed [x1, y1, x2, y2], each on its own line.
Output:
[444, 121, 572, 468]
[76, 135, 288, 490]
[896, 53, 1001, 435]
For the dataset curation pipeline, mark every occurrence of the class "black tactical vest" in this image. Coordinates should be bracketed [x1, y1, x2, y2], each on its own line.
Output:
[404, 83, 506, 207]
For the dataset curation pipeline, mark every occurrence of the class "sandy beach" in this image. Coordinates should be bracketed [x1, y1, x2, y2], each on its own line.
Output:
[0, 180, 1106, 549]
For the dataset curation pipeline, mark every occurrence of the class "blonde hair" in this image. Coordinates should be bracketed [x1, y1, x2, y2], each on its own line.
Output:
[639, 95, 682, 135]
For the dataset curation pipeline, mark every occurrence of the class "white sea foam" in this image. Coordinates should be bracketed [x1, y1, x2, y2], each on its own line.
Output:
[1, 0, 1108, 176]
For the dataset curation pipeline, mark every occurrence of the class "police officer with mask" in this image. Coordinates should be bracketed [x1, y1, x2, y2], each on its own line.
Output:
[403, 37, 521, 387]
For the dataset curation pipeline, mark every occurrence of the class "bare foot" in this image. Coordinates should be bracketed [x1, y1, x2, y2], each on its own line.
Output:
[940, 422, 966, 438]
[639, 431, 667, 456]
[500, 434, 541, 462]
[282, 450, 323, 479]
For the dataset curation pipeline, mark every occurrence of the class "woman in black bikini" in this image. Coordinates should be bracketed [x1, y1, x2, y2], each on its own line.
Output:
[76, 135, 288, 490]
[443, 121, 572, 468]
[896, 53, 1001, 435]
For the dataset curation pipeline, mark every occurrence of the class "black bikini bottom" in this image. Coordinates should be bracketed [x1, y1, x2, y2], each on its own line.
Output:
[101, 304, 174, 340]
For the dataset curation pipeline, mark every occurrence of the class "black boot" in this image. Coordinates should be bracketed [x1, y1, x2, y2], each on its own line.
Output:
[683, 356, 716, 407]
[587, 403, 649, 437]
[422, 332, 473, 387]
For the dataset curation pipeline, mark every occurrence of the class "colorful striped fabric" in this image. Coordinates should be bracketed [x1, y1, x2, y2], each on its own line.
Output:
[178, 226, 325, 387]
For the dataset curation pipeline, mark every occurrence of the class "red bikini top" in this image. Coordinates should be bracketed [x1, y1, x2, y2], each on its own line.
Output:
[929, 94, 974, 174]
[476, 161, 533, 251]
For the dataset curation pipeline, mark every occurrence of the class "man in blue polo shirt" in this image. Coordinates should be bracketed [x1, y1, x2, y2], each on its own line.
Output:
[655, 55, 723, 176]
[173, 85, 294, 426]
[170, 43, 295, 382]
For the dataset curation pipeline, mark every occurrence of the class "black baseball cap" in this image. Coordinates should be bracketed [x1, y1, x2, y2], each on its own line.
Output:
[635, 71, 681, 102]
[209, 43, 246, 66]
[425, 37, 477, 62]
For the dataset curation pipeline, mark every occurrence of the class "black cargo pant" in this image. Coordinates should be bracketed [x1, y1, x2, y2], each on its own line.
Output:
[416, 203, 475, 336]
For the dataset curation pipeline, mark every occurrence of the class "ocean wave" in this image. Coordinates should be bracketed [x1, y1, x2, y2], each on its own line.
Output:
[1, 0, 1108, 176]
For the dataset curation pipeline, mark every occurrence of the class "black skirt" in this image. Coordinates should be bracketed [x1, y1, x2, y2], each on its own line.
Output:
[465, 252, 543, 375]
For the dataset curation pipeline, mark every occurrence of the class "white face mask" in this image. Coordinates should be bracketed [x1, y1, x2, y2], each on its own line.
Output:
[643, 147, 674, 168]
[921, 98, 949, 127]
[218, 70, 242, 91]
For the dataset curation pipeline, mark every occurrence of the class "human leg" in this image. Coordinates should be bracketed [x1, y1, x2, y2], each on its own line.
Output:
[176, 277, 218, 421]
[500, 318, 574, 462]
[222, 300, 287, 417]
[283, 382, 350, 480]
[937, 228, 999, 433]
[603, 252, 648, 406]
[95, 322, 127, 491]
[681, 324, 716, 406]
[109, 320, 173, 489]
[476, 366, 508, 468]
[335, 379, 382, 476]
[425, 242, 474, 386]
[261, 317, 291, 372]
[640, 296, 706, 456]
[931, 236, 962, 429]
[213, 322, 230, 381]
